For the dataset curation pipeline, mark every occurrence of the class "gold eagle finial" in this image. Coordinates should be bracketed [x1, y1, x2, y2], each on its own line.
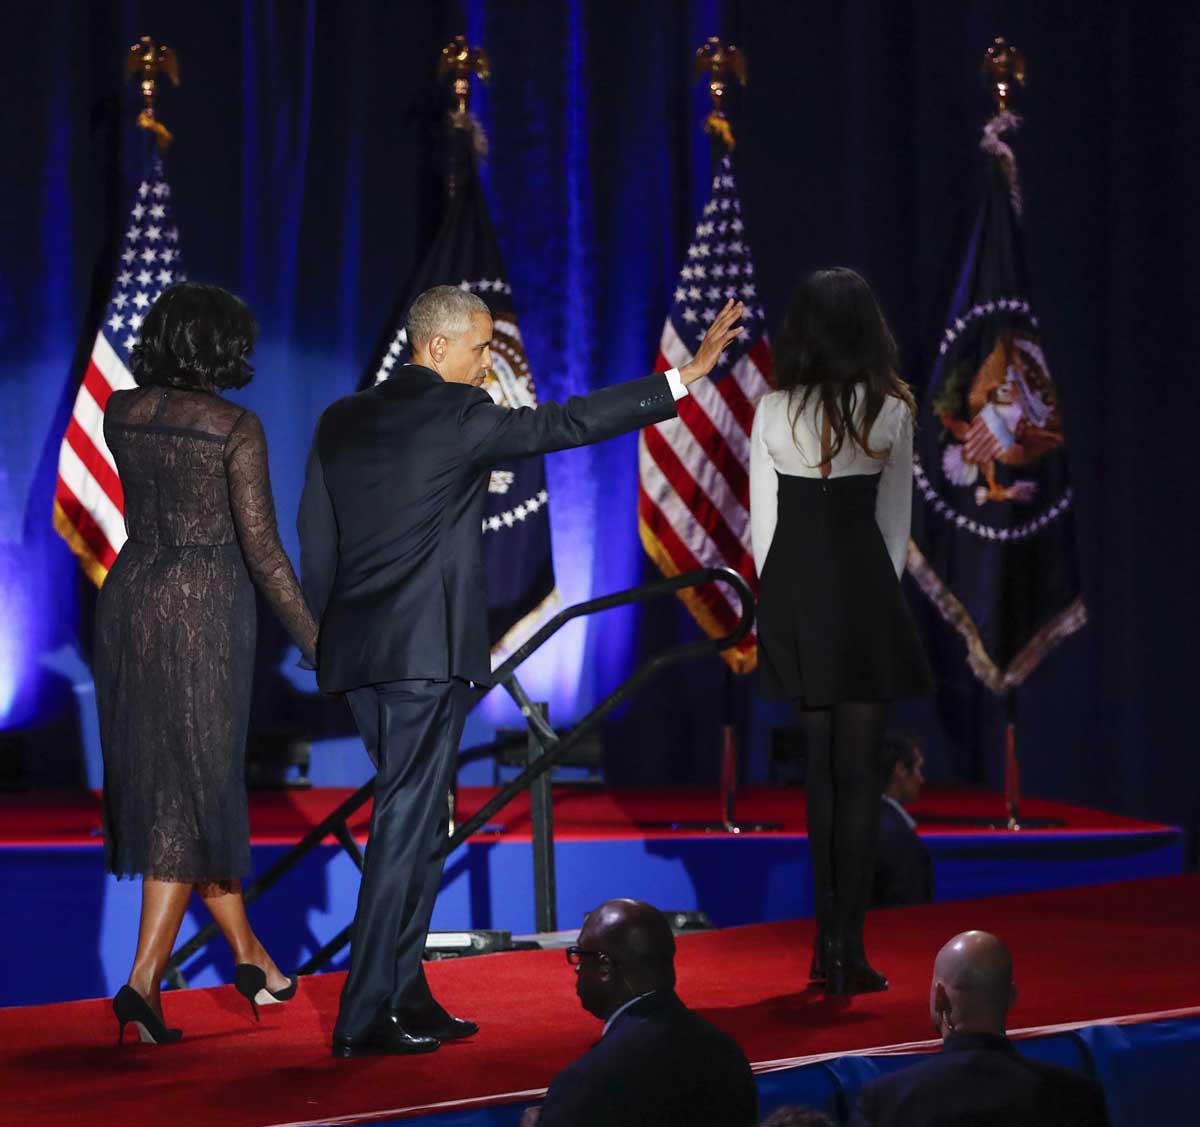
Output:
[982, 37, 1026, 113]
[694, 38, 747, 151]
[440, 35, 491, 117]
[126, 36, 180, 152]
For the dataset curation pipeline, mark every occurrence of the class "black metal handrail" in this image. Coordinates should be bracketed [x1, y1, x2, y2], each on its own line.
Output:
[166, 565, 753, 984]
[442, 566, 754, 854]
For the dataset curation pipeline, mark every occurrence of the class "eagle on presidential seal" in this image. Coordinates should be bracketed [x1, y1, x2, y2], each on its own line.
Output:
[934, 329, 1064, 507]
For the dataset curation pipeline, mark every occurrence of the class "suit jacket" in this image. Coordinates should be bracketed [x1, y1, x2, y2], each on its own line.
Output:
[538, 991, 757, 1127]
[871, 797, 934, 908]
[849, 1032, 1110, 1127]
[298, 364, 677, 692]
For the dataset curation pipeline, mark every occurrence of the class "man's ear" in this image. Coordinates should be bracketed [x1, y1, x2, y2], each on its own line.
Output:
[429, 334, 448, 363]
[933, 982, 951, 1022]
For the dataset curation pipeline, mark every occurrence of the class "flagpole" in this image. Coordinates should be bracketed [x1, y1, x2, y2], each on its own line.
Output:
[983, 38, 1027, 834]
[700, 37, 741, 831]
[693, 38, 777, 834]
[1004, 690, 1020, 830]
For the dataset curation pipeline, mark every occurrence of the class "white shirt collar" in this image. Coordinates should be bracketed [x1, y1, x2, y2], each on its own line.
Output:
[602, 991, 659, 1037]
[882, 793, 917, 831]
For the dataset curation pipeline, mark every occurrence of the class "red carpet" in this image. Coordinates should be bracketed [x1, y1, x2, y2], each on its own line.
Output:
[0, 785, 1171, 847]
[0, 876, 1197, 1127]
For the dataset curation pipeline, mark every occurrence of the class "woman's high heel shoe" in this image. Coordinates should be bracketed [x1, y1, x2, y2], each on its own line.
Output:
[113, 985, 183, 1045]
[234, 963, 298, 1022]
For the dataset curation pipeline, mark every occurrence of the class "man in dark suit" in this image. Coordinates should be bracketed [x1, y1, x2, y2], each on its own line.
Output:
[850, 930, 1110, 1126]
[522, 899, 757, 1127]
[871, 734, 933, 908]
[299, 286, 744, 1057]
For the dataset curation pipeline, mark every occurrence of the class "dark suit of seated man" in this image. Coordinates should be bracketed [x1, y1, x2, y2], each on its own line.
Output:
[850, 930, 1110, 1127]
[872, 734, 933, 908]
[521, 899, 757, 1127]
[300, 287, 746, 1059]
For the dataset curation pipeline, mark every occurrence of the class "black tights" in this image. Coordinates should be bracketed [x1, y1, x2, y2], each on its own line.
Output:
[799, 701, 888, 955]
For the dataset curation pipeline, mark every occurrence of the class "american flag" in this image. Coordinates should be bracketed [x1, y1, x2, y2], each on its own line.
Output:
[638, 153, 773, 673]
[53, 157, 185, 585]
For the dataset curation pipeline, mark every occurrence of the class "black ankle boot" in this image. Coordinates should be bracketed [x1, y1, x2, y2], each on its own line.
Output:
[809, 925, 829, 980]
[823, 930, 888, 996]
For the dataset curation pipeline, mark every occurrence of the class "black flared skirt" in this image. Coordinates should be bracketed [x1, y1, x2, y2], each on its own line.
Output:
[756, 472, 934, 707]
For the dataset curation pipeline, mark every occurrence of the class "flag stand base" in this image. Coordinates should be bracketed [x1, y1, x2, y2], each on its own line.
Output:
[637, 724, 783, 835]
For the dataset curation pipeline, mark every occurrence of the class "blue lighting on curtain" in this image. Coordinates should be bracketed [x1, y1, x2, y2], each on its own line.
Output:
[0, 22, 78, 729]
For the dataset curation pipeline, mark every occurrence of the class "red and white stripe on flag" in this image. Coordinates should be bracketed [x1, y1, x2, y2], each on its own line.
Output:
[637, 155, 774, 674]
[53, 160, 185, 585]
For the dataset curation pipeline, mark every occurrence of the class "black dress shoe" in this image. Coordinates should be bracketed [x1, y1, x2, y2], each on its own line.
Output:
[332, 1012, 441, 1058]
[400, 1009, 478, 1041]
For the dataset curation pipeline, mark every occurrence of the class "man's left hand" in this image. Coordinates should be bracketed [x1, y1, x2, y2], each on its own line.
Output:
[679, 299, 745, 386]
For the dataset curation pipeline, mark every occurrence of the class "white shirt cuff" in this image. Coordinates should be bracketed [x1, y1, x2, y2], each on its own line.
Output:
[663, 368, 689, 401]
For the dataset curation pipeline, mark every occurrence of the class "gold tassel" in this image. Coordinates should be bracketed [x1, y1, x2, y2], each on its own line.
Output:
[703, 113, 736, 152]
[137, 110, 174, 153]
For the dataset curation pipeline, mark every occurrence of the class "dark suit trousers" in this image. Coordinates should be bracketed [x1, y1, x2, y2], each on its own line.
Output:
[334, 677, 473, 1039]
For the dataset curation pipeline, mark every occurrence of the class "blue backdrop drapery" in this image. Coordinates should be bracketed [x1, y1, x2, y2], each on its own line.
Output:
[2, 1, 1198, 833]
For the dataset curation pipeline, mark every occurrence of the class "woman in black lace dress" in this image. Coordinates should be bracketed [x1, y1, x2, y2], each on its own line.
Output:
[96, 283, 318, 1043]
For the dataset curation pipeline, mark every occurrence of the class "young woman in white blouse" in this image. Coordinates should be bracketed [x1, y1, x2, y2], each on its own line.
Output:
[750, 268, 933, 995]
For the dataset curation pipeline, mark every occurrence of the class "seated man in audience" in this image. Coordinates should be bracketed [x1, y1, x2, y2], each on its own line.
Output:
[520, 898, 757, 1127]
[759, 1106, 835, 1126]
[871, 733, 933, 908]
[850, 930, 1110, 1127]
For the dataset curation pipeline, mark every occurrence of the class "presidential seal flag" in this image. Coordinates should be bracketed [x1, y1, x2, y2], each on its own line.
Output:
[907, 110, 1086, 692]
[370, 121, 558, 667]
[638, 153, 773, 673]
[53, 155, 187, 585]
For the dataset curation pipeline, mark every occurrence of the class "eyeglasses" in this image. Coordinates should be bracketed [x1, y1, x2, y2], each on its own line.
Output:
[565, 945, 611, 966]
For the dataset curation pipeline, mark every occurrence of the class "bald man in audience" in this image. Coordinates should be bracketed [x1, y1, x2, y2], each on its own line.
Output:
[521, 899, 757, 1127]
[850, 930, 1110, 1126]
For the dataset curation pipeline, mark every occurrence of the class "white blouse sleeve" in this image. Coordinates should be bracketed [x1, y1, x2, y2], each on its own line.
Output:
[875, 400, 914, 579]
[749, 399, 778, 579]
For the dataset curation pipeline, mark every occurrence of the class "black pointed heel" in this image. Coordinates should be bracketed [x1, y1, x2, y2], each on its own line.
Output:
[112, 985, 182, 1045]
[234, 963, 298, 1022]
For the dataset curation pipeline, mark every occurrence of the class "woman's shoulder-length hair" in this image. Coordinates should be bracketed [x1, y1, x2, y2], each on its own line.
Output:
[129, 282, 258, 391]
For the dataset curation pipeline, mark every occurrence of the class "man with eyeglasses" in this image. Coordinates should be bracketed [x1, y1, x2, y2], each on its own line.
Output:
[520, 899, 757, 1127]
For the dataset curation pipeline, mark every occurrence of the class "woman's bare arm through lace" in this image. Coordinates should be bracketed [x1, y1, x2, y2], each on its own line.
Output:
[224, 410, 319, 662]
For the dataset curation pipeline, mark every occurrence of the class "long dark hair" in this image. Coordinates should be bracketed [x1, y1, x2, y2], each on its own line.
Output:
[773, 268, 915, 470]
[129, 282, 258, 390]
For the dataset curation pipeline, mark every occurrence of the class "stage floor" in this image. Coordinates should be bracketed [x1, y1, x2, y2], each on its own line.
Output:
[0, 876, 1196, 1126]
[0, 786, 1184, 1008]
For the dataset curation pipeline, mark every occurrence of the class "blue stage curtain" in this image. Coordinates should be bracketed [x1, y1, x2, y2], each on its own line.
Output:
[1, 2, 1198, 827]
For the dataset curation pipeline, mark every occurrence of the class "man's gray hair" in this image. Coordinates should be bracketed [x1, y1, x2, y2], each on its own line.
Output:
[406, 285, 490, 349]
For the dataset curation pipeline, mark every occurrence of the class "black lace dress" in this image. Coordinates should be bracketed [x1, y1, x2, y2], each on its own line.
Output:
[95, 386, 318, 882]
